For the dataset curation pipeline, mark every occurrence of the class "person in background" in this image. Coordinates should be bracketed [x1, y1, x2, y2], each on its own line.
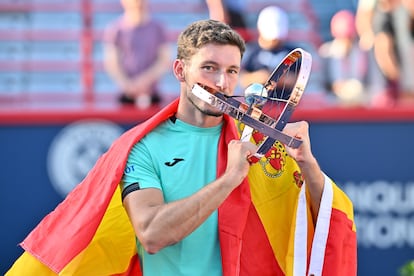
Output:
[6, 19, 357, 276]
[239, 6, 297, 90]
[355, 0, 401, 50]
[355, 0, 380, 50]
[103, 0, 171, 109]
[373, 0, 414, 105]
[318, 9, 385, 106]
[205, 0, 251, 41]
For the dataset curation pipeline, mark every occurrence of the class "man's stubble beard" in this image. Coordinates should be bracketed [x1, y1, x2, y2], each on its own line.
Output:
[187, 89, 223, 118]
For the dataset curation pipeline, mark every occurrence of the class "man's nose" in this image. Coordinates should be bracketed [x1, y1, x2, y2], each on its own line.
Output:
[215, 72, 228, 91]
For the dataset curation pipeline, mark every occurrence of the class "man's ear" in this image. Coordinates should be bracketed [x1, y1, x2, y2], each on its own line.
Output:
[173, 59, 186, 82]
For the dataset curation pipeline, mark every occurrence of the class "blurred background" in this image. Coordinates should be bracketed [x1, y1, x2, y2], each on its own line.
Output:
[1, 0, 413, 275]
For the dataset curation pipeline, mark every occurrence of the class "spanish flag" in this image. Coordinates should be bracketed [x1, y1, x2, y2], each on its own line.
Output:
[6, 99, 356, 275]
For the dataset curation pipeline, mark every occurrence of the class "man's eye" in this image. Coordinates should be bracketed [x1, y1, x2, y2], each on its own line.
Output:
[203, 66, 215, 71]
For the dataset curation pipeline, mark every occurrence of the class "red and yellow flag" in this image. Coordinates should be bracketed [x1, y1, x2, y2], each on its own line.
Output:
[6, 99, 356, 276]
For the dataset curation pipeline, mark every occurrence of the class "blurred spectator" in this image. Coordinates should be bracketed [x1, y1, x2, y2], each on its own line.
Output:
[373, 0, 414, 105]
[355, 0, 379, 50]
[355, 0, 400, 50]
[103, 0, 171, 109]
[318, 10, 385, 106]
[239, 6, 297, 90]
[205, 0, 251, 41]
[205, 0, 226, 21]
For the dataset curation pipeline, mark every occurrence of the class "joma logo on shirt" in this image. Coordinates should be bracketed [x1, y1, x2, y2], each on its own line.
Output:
[164, 158, 184, 167]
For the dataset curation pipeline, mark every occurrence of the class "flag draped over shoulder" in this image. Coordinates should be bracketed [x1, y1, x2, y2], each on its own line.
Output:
[6, 100, 183, 276]
[6, 99, 357, 276]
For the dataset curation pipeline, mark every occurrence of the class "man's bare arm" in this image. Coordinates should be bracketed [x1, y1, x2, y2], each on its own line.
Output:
[123, 140, 256, 254]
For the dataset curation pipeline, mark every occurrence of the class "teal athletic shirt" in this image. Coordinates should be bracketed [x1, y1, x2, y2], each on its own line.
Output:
[121, 117, 223, 276]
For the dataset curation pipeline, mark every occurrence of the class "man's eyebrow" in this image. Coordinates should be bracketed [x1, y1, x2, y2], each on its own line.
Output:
[202, 60, 240, 70]
[201, 60, 219, 66]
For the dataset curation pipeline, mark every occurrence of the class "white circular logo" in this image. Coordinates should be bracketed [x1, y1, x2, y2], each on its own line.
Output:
[47, 119, 124, 198]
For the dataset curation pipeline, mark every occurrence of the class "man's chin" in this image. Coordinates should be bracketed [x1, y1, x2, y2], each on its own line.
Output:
[189, 95, 223, 117]
[201, 107, 223, 117]
[209, 111, 224, 117]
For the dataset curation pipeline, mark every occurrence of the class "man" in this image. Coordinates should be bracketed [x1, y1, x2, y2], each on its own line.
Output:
[318, 9, 385, 106]
[103, 0, 171, 108]
[7, 20, 356, 275]
[239, 6, 297, 90]
[373, 0, 414, 105]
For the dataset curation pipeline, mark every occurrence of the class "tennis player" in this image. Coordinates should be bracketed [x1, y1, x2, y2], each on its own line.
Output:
[7, 19, 356, 276]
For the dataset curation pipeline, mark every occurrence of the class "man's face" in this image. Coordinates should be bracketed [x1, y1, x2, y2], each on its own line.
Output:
[181, 43, 242, 116]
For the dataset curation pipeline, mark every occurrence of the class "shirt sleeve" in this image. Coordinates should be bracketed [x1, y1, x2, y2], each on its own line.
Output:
[155, 21, 168, 45]
[121, 140, 162, 191]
